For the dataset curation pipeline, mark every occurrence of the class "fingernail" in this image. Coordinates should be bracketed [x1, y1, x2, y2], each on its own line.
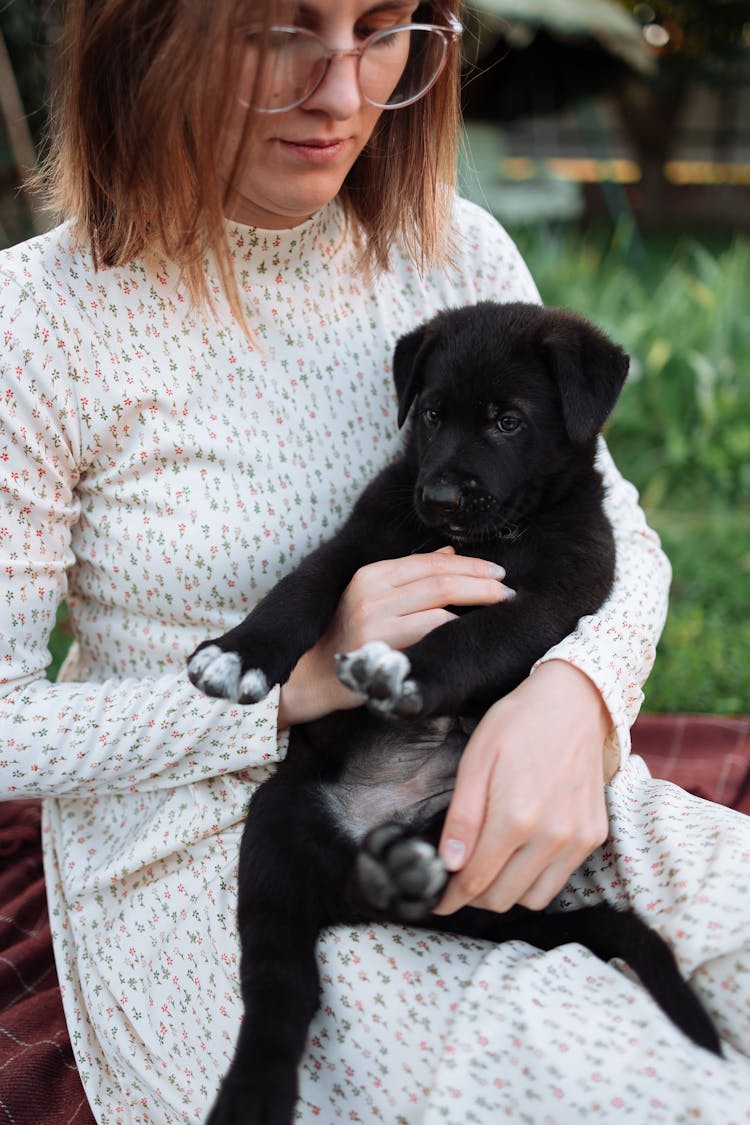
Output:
[441, 838, 466, 871]
[488, 563, 506, 579]
[503, 586, 516, 599]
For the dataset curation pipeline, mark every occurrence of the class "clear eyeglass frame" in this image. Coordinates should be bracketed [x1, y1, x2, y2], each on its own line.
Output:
[242, 16, 463, 114]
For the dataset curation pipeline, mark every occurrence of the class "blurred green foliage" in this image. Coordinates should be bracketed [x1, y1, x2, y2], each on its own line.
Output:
[654, 510, 750, 715]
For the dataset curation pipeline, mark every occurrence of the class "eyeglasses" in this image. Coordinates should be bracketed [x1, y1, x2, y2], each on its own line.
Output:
[242, 18, 463, 113]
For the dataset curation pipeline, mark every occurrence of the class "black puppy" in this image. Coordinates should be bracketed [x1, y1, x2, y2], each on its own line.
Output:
[188, 302, 720, 1124]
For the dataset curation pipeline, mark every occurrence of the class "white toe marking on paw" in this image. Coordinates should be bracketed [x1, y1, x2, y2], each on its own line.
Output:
[336, 641, 392, 689]
[378, 649, 410, 678]
[336, 641, 417, 712]
[419, 855, 449, 899]
[200, 651, 242, 700]
[187, 644, 223, 679]
[359, 640, 397, 663]
[238, 668, 270, 701]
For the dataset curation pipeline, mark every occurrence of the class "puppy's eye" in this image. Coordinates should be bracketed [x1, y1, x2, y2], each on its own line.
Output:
[497, 415, 522, 434]
[422, 408, 441, 428]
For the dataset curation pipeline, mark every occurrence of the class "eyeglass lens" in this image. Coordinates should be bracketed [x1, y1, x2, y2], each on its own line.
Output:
[247, 27, 448, 112]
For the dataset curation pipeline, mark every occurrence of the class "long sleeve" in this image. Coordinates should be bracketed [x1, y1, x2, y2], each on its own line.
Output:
[535, 437, 671, 768]
[0, 266, 284, 799]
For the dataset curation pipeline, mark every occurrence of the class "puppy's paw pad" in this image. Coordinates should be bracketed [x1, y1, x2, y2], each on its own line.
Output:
[356, 823, 447, 921]
[336, 642, 422, 716]
[187, 646, 270, 704]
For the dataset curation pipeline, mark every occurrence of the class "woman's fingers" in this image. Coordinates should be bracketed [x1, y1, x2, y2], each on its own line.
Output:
[446, 821, 604, 916]
[433, 742, 518, 914]
[348, 549, 509, 593]
[387, 572, 513, 617]
[342, 550, 513, 621]
[434, 662, 611, 916]
[281, 550, 513, 725]
[333, 549, 514, 654]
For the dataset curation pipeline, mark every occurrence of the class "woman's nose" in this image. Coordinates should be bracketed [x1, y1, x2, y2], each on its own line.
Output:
[302, 53, 364, 118]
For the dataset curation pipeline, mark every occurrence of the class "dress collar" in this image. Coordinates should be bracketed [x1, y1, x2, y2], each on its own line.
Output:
[225, 200, 348, 279]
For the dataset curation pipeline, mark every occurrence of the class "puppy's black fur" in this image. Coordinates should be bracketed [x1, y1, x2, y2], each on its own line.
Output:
[188, 302, 720, 1125]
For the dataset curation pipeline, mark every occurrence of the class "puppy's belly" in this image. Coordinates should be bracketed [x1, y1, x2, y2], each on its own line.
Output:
[318, 726, 464, 843]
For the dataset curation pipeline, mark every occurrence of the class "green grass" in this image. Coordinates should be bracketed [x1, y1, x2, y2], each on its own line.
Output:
[46, 603, 73, 682]
[643, 508, 750, 714]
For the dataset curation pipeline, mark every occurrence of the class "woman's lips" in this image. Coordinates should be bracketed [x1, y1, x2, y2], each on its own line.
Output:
[278, 138, 349, 163]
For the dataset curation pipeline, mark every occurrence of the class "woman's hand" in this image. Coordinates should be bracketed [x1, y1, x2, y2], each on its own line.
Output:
[433, 660, 613, 915]
[277, 547, 514, 728]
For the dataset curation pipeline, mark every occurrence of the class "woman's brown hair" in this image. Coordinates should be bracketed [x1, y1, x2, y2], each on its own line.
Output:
[38, 0, 463, 316]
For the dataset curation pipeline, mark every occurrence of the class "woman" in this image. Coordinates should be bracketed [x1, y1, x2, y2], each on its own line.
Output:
[1, 1, 748, 1121]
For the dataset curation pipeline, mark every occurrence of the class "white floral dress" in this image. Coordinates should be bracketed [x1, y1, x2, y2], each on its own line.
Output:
[1, 198, 749, 1124]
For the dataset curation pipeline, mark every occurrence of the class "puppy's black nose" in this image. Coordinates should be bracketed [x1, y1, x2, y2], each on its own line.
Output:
[420, 480, 462, 511]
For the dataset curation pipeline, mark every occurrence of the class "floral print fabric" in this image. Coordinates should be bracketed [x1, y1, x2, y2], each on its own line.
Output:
[1, 198, 748, 1122]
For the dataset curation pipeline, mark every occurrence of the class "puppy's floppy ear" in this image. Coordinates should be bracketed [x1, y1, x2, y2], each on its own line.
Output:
[535, 309, 629, 443]
[392, 323, 438, 428]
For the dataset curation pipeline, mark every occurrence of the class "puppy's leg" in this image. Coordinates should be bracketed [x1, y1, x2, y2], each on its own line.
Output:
[187, 461, 421, 705]
[188, 542, 358, 704]
[208, 778, 352, 1125]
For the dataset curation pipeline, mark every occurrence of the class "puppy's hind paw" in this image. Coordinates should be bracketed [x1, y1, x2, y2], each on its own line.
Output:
[187, 644, 270, 704]
[356, 823, 448, 922]
[336, 641, 423, 717]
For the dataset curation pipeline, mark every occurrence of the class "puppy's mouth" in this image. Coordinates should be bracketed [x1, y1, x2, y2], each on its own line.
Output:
[415, 492, 521, 545]
[444, 520, 522, 547]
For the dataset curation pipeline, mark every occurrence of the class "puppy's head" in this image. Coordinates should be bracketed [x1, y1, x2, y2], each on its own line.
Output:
[392, 301, 628, 542]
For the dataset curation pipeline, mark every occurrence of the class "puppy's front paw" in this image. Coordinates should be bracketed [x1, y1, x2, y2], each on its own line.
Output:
[336, 641, 423, 717]
[356, 823, 448, 922]
[187, 644, 270, 704]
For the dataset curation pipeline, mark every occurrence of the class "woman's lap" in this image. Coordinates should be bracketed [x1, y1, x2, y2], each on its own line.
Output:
[292, 760, 750, 1120]
[299, 758, 750, 1122]
[3, 755, 750, 1124]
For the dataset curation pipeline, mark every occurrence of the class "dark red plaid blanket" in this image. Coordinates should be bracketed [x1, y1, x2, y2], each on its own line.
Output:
[1, 713, 748, 1123]
[631, 713, 750, 815]
[0, 801, 95, 1124]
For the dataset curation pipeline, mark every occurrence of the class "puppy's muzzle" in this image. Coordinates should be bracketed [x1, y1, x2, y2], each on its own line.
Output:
[419, 478, 465, 515]
[417, 477, 498, 531]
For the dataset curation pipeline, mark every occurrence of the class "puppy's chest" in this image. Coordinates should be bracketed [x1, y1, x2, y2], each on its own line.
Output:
[317, 726, 465, 844]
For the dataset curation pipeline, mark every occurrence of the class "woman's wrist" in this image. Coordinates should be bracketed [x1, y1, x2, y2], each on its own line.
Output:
[534, 659, 618, 782]
[277, 645, 360, 730]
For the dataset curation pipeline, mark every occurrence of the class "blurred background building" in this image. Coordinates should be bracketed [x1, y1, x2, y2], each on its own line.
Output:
[459, 1, 750, 232]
